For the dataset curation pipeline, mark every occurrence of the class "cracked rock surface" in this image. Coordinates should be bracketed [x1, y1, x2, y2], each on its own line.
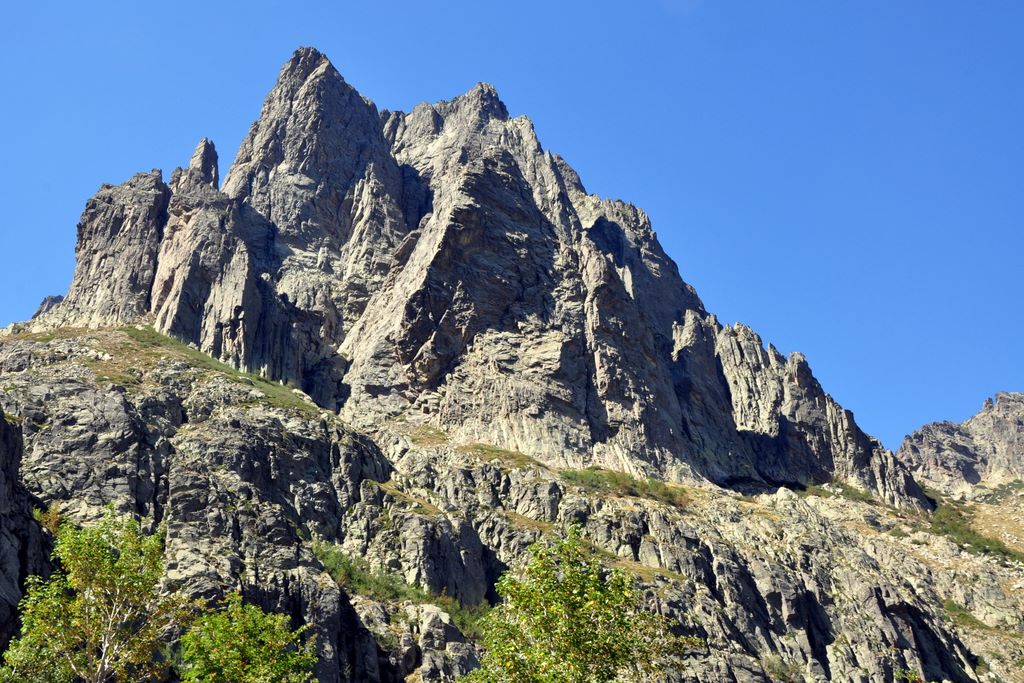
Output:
[0, 331, 1020, 682]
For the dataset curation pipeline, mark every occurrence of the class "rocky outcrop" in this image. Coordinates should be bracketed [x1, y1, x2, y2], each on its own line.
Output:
[30, 47, 926, 509]
[897, 392, 1024, 496]
[51, 171, 170, 327]
[31, 295, 63, 319]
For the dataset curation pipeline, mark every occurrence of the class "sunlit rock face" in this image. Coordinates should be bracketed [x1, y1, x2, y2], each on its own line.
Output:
[37, 47, 927, 509]
[897, 391, 1024, 496]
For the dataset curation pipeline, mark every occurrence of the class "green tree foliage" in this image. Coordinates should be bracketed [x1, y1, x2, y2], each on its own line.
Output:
[466, 527, 699, 683]
[0, 512, 316, 683]
[0, 512, 190, 683]
[179, 591, 317, 683]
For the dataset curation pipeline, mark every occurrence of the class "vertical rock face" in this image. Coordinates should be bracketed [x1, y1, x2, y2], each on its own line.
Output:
[36, 47, 926, 507]
[0, 408, 48, 651]
[896, 392, 1024, 495]
[52, 171, 170, 327]
[222, 47, 411, 338]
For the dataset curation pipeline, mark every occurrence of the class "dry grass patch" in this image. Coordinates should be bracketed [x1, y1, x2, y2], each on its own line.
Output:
[375, 480, 442, 516]
[920, 492, 1024, 563]
[403, 424, 449, 447]
[611, 556, 687, 584]
[503, 511, 554, 533]
[9, 326, 317, 415]
[800, 482, 876, 504]
[456, 443, 541, 470]
[972, 497, 1024, 556]
[2, 327, 89, 343]
[560, 467, 689, 509]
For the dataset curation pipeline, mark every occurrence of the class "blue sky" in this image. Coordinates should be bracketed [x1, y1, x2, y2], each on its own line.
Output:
[0, 1, 1020, 449]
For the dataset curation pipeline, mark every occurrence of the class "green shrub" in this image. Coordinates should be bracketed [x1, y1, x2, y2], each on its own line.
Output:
[30, 505, 61, 535]
[0, 511, 313, 683]
[978, 479, 1024, 504]
[179, 592, 316, 683]
[762, 653, 804, 682]
[927, 499, 1023, 562]
[314, 540, 421, 602]
[893, 668, 924, 683]
[465, 527, 700, 683]
[941, 599, 990, 631]
[0, 512, 191, 683]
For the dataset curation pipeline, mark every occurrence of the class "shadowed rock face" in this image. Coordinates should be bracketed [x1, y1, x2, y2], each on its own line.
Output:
[0, 408, 49, 652]
[34, 47, 926, 508]
[896, 392, 1024, 495]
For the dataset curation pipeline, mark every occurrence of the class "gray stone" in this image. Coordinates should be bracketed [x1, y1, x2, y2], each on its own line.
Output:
[0, 406, 49, 650]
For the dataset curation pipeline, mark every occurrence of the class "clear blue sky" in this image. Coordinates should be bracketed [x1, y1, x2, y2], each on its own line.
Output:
[1, 1, 1020, 449]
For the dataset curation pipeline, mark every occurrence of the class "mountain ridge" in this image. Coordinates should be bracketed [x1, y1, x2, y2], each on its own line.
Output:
[897, 391, 1024, 496]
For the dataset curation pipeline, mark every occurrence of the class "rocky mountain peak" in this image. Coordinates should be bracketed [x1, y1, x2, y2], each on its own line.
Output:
[897, 391, 1024, 495]
[383, 81, 513, 167]
[279, 45, 335, 89]
[221, 47, 402, 250]
[445, 81, 510, 123]
[31, 47, 932, 510]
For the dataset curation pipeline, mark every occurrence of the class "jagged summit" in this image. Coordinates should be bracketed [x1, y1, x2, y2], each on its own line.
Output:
[897, 391, 1024, 495]
[437, 81, 510, 123]
[32, 47, 927, 509]
[186, 137, 218, 189]
[281, 45, 335, 83]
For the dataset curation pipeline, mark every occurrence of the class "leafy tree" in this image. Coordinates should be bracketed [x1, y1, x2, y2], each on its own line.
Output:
[0, 512, 190, 683]
[466, 526, 698, 683]
[179, 591, 316, 683]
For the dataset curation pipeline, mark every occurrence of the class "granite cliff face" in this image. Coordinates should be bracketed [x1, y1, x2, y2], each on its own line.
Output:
[35, 47, 923, 509]
[4, 47, 1021, 682]
[897, 392, 1024, 496]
